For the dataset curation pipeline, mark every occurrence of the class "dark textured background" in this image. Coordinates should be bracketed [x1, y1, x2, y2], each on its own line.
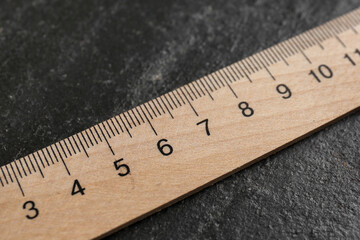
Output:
[1, 0, 360, 239]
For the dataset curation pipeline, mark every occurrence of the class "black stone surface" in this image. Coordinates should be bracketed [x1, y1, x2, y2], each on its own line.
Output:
[1, 0, 360, 239]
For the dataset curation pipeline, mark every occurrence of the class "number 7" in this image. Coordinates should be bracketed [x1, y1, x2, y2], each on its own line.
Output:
[197, 119, 210, 136]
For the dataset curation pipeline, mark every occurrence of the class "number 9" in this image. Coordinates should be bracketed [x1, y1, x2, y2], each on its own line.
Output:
[276, 84, 292, 99]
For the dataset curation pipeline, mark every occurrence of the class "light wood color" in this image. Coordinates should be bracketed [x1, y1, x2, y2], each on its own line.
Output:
[1, 8, 360, 240]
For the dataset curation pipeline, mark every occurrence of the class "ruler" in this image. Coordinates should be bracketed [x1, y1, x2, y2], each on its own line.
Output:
[1, 8, 360, 240]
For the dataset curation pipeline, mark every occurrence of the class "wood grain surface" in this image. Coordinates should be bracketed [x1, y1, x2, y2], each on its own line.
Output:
[0, 7, 360, 240]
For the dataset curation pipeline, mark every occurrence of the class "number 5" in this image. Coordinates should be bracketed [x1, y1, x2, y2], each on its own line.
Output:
[114, 159, 130, 176]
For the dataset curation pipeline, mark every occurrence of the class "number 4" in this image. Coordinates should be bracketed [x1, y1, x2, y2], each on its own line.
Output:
[197, 119, 210, 136]
[71, 179, 86, 196]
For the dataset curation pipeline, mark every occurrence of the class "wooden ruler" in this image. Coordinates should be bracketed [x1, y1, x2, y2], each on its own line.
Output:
[1, 8, 360, 240]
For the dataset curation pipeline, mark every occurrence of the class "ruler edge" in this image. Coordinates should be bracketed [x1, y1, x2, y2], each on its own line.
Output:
[94, 103, 360, 239]
[0, 6, 360, 239]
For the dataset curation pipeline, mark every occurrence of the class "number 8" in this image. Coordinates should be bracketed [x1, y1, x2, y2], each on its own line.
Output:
[238, 102, 254, 117]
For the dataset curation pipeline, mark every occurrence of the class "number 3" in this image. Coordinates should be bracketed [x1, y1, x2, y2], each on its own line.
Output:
[23, 200, 39, 220]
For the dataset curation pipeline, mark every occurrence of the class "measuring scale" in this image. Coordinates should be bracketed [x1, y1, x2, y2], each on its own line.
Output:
[0, 7, 360, 240]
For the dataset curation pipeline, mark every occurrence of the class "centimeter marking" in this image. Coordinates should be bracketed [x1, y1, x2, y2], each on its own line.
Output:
[1, 7, 360, 240]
